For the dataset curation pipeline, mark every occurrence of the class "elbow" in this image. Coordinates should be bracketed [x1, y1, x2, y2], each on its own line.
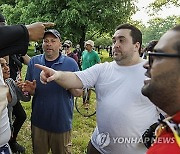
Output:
[75, 92, 83, 97]
[70, 89, 83, 97]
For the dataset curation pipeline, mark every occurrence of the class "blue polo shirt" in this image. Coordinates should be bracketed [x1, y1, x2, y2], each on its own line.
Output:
[26, 54, 79, 133]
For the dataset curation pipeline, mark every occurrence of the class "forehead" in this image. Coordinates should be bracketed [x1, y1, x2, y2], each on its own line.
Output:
[154, 30, 180, 53]
[112, 29, 131, 39]
[0, 58, 6, 63]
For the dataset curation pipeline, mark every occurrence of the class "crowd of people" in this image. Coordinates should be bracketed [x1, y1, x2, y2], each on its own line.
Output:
[0, 12, 180, 154]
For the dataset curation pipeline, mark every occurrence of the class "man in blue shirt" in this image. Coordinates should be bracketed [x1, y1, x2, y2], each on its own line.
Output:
[24, 29, 82, 154]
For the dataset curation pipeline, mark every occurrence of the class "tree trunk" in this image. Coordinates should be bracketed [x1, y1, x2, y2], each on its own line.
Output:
[79, 25, 86, 51]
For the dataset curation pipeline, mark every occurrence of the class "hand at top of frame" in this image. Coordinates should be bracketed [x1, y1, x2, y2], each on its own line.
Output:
[26, 22, 55, 41]
[35, 64, 58, 84]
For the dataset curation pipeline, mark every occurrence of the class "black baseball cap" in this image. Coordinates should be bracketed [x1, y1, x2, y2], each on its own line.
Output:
[44, 29, 61, 40]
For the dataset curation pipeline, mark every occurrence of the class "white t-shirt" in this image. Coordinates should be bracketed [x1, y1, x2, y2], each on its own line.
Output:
[75, 61, 159, 154]
[0, 65, 11, 147]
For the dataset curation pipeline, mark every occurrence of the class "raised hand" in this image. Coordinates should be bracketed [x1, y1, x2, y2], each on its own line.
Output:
[26, 22, 55, 41]
[22, 80, 36, 95]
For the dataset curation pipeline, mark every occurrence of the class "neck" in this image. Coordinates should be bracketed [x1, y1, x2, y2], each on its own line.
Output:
[116, 55, 143, 66]
[45, 53, 60, 61]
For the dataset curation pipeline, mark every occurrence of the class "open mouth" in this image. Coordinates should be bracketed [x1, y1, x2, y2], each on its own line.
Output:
[144, 76, 151, 85]
[46, 48, 53, 51]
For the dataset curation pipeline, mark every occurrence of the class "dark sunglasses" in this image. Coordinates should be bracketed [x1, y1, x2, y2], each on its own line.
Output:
[148, 52, 180, 67]
[63, 45, 70, 48]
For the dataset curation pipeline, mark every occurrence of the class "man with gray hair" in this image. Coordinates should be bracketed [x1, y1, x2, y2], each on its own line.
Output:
[23, 29, 82, 154]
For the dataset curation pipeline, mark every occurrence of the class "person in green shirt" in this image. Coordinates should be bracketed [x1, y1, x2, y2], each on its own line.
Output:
[81, 40, 100, 108]
[81, 40, 100, 70]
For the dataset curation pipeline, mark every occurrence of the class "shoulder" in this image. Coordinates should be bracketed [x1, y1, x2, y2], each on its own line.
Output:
[92, 50, 99, 55]
[62, 55, 79, 70]
[29, 54, 44, 64]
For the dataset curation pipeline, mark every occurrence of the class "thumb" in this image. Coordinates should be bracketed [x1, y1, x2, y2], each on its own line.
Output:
[47, 74, 56, 82]
[32, 80, 36, 86]
[43, 22, 55, 28]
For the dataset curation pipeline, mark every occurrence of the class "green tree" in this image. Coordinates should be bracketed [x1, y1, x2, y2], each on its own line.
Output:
[142, 16, 179, 45]
[1, 0, 135, 49]
[149, 0, 180, 11]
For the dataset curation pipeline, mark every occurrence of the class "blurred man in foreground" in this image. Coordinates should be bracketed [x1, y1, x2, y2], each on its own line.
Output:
[142, 24, 180, 154]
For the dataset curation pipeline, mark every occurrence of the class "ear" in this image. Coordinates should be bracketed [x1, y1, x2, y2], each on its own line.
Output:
[134, 42, 141, 53]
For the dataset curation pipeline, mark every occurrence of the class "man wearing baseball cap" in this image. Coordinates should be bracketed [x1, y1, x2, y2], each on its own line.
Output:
[23, 29, 82, 154]
[63, 40, 78, 63]
[81, 40, 100, 70]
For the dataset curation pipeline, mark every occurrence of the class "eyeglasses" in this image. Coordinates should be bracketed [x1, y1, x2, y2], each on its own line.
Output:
[63, 45, 70, 48]
[148, 52, 180, 67]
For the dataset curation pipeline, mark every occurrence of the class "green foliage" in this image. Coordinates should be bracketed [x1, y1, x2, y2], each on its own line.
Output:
[0, 0, 135, 48]
[0, 0, 16, 6]
[142, 16, 180, 45]
[149, 0, 180, 11]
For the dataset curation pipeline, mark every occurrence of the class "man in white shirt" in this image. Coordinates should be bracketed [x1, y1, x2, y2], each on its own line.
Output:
[35, 23, 160, 154]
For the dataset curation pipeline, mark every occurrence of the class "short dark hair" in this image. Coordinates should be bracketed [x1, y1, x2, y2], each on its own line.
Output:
[115, 23, 142, 53]
[171, 25, 180, 54]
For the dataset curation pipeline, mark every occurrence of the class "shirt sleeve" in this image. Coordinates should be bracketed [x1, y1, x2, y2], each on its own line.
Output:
[74, 63, 102, 88]
[0, 25, 29, 57]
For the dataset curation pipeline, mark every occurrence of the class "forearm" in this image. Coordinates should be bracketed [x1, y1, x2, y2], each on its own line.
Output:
[55, 71, 83, 89]
[22, 54, 31, 65]
[0, 25, 29, 57]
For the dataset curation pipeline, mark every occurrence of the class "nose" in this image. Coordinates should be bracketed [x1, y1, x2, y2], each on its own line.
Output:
[4, 66, 9, 71]
[143, 61, 149, 70]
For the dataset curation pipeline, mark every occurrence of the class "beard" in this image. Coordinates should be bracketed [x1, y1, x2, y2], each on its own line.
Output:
[142, 70, 178, 114]
[113, 51, 132, 66]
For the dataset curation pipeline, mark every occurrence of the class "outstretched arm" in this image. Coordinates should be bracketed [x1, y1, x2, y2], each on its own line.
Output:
[35, 64, 83, 89]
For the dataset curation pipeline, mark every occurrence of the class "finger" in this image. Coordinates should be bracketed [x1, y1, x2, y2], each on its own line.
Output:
[47, 75, 56, 82]
[43, 22, 55, 28]
[35, 64, 50, 72]
[40, 71, 47, 84]
[40, 77, 47, 84]
[33, 80, 37, 87]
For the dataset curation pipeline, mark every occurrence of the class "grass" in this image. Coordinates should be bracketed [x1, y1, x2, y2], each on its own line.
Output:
[17, 49, 112, 154]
